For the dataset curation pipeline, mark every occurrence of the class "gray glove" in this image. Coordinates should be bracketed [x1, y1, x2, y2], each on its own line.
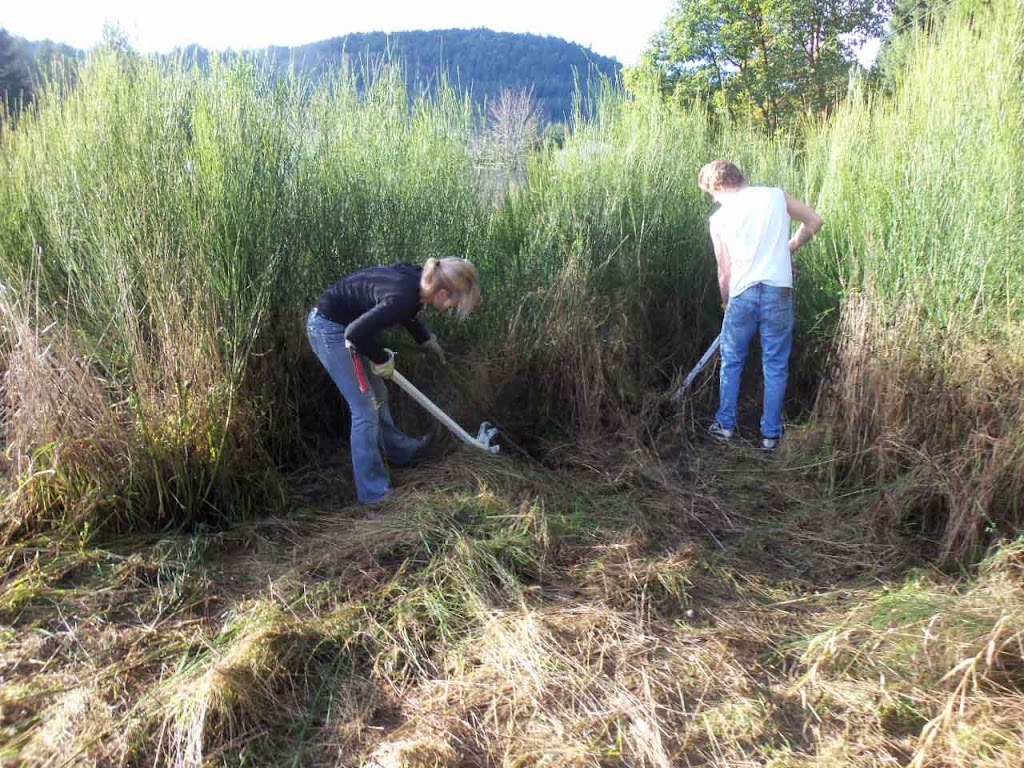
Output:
[370, 349, 396, 379]
[421, 335, 446, 366]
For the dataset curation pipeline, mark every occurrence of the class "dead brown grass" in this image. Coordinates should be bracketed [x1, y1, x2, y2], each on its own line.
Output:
[0, 288, 281, 543]
[1, 423, 1022, 767]
[816, 292, 1024, 562]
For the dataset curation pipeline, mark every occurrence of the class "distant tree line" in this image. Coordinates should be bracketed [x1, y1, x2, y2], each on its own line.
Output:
[262, 28, 622, 124]
[0, 27, 620, 125]
[0, 29, 34, 112]
[4, 3, 958, 133]
[0, 28, 81, 115]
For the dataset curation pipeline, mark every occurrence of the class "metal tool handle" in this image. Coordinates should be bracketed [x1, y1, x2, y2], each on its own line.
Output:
[390, 370, 500, 453]
[673, 333, 722, 401]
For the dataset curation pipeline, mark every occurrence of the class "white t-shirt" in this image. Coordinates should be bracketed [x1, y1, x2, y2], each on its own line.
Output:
[709, 186, 792, 298]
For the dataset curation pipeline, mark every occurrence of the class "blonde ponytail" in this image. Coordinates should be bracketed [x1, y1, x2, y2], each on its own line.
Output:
[422, 257, 441, 280]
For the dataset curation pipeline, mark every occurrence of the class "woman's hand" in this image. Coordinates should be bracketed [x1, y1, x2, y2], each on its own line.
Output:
[421, 335, 446, 365]
[371, 349, 396, 379]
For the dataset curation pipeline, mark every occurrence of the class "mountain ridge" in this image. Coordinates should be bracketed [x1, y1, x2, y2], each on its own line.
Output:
[3, 26, 624, 124]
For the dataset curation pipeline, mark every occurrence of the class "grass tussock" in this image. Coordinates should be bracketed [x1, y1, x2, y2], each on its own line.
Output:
[366, 605, 756, 768]
[139, 601, 353, 766]
[794, 540, 1024, 767]
[818, 294, 1024, 559]
[0, 289, 279, 540]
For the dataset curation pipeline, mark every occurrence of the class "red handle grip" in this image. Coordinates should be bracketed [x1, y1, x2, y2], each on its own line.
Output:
[349, 347, 369, 394]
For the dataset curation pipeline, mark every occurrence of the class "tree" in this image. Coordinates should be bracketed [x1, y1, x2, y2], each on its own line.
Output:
[483, 88, 542, 200]
[642, 0, 893, 133]
[889, 0, 941, 33]
[869, 0, 982, 92]
[0, 29, 33, 113]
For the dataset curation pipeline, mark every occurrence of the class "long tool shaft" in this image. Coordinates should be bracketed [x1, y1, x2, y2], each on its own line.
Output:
[391, 370, 500, 453]
[673, 333, 722, 401]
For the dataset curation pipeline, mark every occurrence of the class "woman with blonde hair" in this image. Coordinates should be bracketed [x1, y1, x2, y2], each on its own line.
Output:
[307, 257, 481, 503]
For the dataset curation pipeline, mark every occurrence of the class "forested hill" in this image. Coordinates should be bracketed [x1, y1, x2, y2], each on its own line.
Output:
[262, 29, 622, 124]
[1, 27, 623, 125]
[270, 28, 614, 122]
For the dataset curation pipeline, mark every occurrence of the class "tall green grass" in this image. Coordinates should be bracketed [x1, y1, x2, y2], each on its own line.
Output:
[806, 0, 1024, 559]
[0, 49, 726, 536]
[471, 80, 724, 436]
[1, 0, 1019, 563]
[0, 50, 491, 535]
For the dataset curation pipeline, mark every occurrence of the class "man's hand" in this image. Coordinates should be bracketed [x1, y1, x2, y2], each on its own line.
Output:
[371, 349, 396, 379]
[421, 335, 446, 365]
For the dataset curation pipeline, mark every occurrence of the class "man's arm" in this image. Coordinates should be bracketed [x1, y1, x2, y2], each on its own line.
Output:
[785, 192, 824, 253]
[711, 226, 731, 305]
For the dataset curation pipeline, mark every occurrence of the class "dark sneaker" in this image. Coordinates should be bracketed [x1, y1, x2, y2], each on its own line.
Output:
[408, 425, 441, 464]
[415, 430, 436, 457]
[708, 422, 734, 441]
[761, 437, 779, 450]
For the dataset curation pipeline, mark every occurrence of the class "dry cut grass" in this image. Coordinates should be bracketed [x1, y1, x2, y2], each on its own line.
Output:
[2, 440, 1022, 766]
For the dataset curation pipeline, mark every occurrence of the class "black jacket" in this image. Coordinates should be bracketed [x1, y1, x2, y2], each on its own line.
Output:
[315, 262, 431, 364]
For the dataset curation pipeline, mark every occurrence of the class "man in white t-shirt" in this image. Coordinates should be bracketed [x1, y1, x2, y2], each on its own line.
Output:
[697, 159, 823, 449]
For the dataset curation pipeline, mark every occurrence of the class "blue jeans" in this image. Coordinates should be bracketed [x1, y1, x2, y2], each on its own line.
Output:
[306, 308, 424, 503]
[716, 283, 794, 439]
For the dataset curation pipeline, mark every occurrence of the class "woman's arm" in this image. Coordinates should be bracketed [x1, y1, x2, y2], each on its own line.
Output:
[344, 298, 409, 364]
[402, 316, 432, 345]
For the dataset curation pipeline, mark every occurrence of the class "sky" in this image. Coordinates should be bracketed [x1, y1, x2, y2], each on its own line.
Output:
[1, 0, 678, 66]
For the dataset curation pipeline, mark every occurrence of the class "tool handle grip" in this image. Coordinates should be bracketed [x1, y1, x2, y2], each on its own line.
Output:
[349, 347, 369, 393]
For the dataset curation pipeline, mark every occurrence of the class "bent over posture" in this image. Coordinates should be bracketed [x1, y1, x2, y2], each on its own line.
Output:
[307, 258, 481, 503]
[697, 159, 823, 449]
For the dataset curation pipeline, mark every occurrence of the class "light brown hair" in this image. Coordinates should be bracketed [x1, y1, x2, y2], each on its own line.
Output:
[697, 159, 748, 194]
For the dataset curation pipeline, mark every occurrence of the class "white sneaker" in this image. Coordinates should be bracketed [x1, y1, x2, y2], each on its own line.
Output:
[761, 437, 778, 450]
[708, 422, 734, 441]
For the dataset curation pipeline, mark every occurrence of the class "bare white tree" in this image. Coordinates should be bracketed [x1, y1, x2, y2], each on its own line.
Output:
[483, 88, 541, 201]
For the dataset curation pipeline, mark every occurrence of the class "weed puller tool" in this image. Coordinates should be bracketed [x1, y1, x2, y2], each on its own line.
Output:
[390, 370, 500, 454]
[672, 333, 722, 403]
[347, 343, 499, 454]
